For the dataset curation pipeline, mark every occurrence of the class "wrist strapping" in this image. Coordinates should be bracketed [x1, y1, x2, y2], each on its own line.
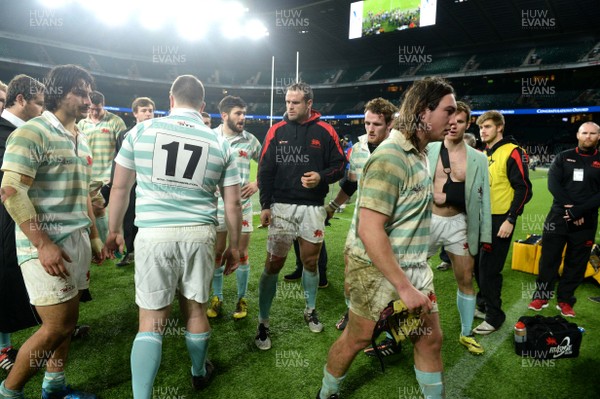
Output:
[1, 171, 37, 226]
[90, 237, 103, 254]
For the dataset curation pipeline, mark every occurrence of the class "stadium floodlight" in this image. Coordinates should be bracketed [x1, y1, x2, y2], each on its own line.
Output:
[77, 0, 133, 26]
[221, 22, 244, 40]
[223, 1, 248, 19]
[177, 24, 208, 41]
[39, 0, 71, 8]
[244, 19, 269, 39]
[139, 8, 166, 31]
[171, 0, 210, 40]
[39, 0, 262, 41]
[177, 14, 209, 41]
[176, 1, 223, 21]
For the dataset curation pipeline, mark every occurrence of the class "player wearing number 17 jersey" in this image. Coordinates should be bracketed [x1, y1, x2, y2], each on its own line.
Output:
[104, 75, 242, 399]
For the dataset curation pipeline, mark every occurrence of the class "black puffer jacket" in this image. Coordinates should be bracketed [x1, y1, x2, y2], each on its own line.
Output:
[258, 110, 347, 209]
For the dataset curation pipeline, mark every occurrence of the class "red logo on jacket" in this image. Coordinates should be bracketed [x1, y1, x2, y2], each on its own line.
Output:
[310, 139, 321, 149]
[592, 161, 600, 168]
[546, 337, 557, 346]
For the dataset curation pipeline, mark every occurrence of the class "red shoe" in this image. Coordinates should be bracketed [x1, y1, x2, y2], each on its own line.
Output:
[528, 299, 548, 311]
[557, 302, 575, 317]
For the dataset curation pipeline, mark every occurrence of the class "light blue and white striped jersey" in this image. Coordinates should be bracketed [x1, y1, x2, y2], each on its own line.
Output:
[1, 110, 93, 264]
[115, 109, 240, 227]
[213, 125, 261, 188]
[213, 125, 261, 216]
[77, 111, 127, 184]
[345, 134, 371, 249]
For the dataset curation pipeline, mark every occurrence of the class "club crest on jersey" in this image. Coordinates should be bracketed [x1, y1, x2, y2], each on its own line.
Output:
[310, 139, 321, 149]
[101, 128, 110, 134]
[177, 121, 195, 128]
[592, 161, 600, 168]
[239, 150, 249, 158]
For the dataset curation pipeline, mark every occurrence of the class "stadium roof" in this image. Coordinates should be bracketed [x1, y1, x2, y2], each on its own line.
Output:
[2, 0, 599, 70]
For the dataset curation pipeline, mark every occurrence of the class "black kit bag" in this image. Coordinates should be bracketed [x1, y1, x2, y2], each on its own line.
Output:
[515, 315, 582, 359]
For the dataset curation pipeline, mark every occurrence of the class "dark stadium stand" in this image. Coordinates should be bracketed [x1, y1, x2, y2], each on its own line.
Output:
[300, 68, 339, 84]
[338, 65, 379, 83]
[0, 2, 597, 150]
[329, 101, 365, 114]
[532, 41, 596, 65]
[0, 38, 45, 63]
[475, 47, 531, 70]
[468, 93, 520, 109]
[2, 36, 598, 89]
[418, 54, 472, 75]
[370, 62, 417, 80]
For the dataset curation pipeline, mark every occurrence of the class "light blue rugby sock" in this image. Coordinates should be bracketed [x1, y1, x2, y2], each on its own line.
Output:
[212, 266, 225, 301]
[185, 331, 210, 377]
[131, 332, 162, 399]
[302, 269, 319, 310]
[457, 289, 476, 336]
[236, 264, 250, 300]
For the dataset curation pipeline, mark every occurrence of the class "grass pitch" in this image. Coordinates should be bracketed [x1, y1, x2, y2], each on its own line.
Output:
[6, 169, 600, 398]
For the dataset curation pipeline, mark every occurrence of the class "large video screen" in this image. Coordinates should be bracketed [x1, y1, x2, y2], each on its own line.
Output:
[349, 0, 437, 39]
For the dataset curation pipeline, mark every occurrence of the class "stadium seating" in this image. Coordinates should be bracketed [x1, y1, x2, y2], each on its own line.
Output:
[370, 62, 415, 80]
[418, 54, 472, 74]
[533, 41, 596, 65]
[1, 34, 597, 114]
[338, 65, 379, 83]
[0, 38, 47, 64]
[475, 48, 530, 70]
[468, 93, 520, 108]
[301, 68, 340, 84]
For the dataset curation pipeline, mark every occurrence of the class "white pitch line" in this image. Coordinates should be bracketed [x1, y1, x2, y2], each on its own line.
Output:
[329, 216, 354, 222]
[444, 298, 528, 399]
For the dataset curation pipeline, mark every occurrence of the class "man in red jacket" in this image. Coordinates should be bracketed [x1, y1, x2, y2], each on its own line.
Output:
[255, 82, 347, 350]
